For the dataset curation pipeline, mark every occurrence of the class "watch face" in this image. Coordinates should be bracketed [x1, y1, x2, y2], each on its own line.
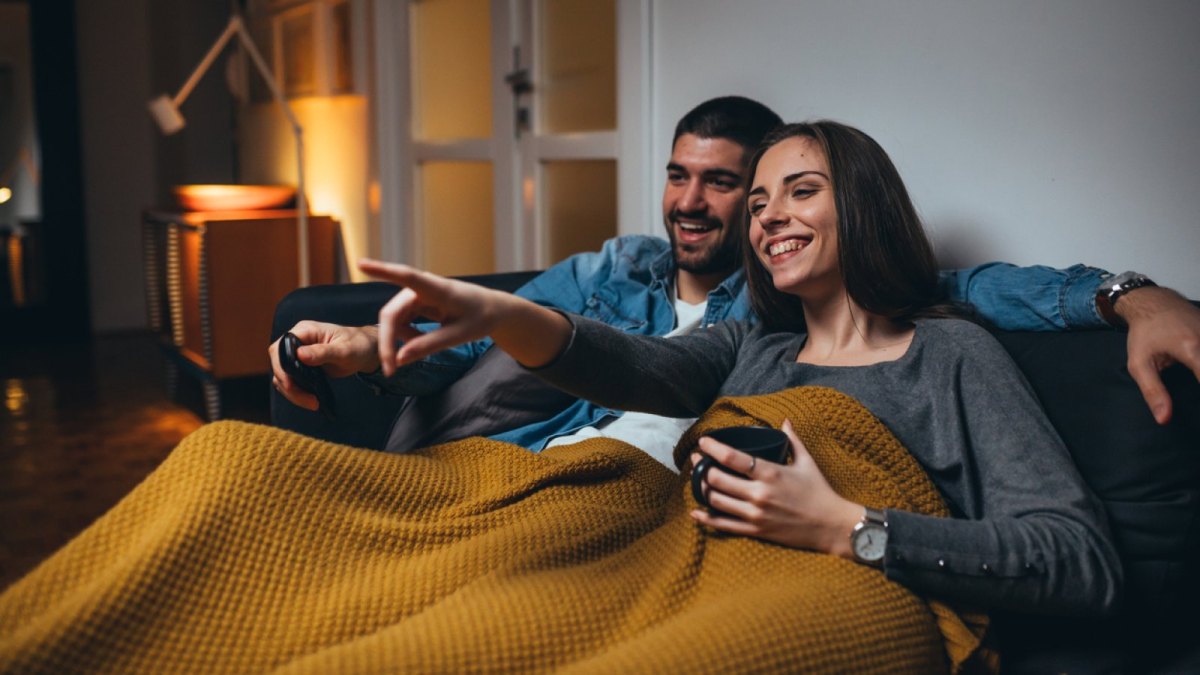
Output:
[853, 524, 888, 562]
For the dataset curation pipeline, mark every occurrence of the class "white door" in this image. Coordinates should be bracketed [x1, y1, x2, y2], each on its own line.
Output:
[372, 0, 649, 275]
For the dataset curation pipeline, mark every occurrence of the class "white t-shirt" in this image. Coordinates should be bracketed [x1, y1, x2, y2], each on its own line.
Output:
[544, 295, 707, 471]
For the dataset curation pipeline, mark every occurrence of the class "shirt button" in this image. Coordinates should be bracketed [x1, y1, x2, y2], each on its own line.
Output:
[980, 563, 992, 575]
[1024, 562, 1037, 574]
[937, 558, 947, 570]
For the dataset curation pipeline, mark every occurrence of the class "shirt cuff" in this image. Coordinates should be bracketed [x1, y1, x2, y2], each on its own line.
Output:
[1058, 265, 1112, 330]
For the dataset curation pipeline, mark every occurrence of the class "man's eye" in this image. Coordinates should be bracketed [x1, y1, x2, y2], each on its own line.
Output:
[709, 178, 737, 190]
[667, 173, 686, 184]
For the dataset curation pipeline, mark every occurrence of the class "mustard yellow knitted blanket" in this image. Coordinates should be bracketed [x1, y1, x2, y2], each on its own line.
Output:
[0, 386, 992, 674]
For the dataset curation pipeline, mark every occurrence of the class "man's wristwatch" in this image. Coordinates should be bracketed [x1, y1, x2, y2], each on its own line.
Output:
[1096, 271, 1157, 326]
[850, 507, 889, 568]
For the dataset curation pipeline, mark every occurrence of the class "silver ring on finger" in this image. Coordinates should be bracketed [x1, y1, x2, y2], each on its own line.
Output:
[748, 456, 757, 475]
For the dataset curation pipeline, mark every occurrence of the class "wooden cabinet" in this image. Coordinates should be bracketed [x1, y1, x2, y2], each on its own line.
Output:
[143, 209, 338, 419]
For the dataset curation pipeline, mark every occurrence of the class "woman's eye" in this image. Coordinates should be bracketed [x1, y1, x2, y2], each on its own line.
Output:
[748, 202, 764, 214]
[792, 188, 814, 199]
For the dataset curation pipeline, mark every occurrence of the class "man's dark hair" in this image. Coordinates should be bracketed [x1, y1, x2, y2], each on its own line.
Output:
[672, 96, 783, 151]
[741, 120, 955, 331]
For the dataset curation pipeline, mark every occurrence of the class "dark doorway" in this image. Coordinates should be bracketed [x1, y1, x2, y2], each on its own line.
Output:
[0, 0, 89, 344]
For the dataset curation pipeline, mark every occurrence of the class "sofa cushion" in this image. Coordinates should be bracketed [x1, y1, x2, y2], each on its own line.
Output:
[992, 329, 1200, 672]
[993, 329, 1200, 613]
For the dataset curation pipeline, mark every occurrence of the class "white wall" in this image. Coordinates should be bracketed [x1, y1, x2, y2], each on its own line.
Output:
[76, 0, 156, 331]
[649, 0, 1200, 298]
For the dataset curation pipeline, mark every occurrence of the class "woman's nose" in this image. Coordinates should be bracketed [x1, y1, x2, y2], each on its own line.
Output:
[758, 199, 788, 228]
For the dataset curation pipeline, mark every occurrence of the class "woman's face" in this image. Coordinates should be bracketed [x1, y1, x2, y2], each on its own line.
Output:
[747, 136, 841, 300]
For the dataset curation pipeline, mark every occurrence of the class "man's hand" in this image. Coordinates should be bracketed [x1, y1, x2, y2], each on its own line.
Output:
[1114, 286, 1200, 424]
[268, 321, 380, 411]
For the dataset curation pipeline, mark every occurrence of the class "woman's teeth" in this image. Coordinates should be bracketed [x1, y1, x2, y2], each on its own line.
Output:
[769, 239, 806, 256]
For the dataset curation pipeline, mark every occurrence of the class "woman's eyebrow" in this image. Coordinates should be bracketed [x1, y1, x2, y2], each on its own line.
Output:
[749, 170, 829, 198]
[783, 170, 829, 183]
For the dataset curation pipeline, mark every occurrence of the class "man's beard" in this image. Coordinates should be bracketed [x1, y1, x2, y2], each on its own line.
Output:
[666, 210, 741, 276]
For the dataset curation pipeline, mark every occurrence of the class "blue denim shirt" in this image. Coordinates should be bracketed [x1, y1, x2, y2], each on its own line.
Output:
[367, 235, 1110, 450]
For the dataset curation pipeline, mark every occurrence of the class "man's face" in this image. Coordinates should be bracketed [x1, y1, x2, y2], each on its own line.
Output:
[661, 133, 750, 276]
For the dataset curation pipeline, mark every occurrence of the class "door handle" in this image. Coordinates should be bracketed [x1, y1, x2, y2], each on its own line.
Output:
[504, 68, 532, 96]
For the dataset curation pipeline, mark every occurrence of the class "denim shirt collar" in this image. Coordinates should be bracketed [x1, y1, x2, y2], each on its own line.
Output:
[649, 245, 676, 288]
[648, 242, 749, 325]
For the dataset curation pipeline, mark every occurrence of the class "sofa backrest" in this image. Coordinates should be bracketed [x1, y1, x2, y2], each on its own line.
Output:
[992, 329, 1200, 613]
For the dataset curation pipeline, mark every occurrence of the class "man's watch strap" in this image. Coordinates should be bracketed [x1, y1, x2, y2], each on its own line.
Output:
[1096, 271, 1156, 326]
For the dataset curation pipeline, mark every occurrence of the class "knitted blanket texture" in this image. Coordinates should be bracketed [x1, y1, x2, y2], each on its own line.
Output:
[0, 386, 992, 673]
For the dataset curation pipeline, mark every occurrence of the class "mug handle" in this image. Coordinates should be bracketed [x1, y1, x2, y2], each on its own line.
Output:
[691, 455, 717, 508]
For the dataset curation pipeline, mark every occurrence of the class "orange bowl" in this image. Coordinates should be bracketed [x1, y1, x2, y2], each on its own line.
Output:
[173, 184, 296, 212]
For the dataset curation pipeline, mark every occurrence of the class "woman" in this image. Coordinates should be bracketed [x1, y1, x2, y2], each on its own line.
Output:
[360, 121, 1121, 616]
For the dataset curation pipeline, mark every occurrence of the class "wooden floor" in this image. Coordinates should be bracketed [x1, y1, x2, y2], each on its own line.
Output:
[0, 333, 270, 592]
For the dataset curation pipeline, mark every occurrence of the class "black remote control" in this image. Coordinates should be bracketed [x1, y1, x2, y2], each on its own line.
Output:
[279, 332, 337, 420]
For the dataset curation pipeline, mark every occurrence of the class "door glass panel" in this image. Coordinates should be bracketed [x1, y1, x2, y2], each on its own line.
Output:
[331, 0, 354, 93]
[419, 161, 495, 275]
[411, 0, 492, 140]
[542, 160, 616, 263]
[281, 6, 316, 96]
[539, 0, 615, 133]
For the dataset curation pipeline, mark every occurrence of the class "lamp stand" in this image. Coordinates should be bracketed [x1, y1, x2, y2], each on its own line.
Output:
[148, 14, 310, 287]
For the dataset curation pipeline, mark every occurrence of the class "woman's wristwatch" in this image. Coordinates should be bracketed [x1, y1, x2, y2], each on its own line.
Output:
[1095, 271, 1156, 326]
[850, 507, 889, 568]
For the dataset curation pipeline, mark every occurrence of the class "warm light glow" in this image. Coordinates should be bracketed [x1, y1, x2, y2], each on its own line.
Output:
[523, 177, 536, 210]
[7, 234, 24, 306]
[5, 379, 29, 415]
[238, 95, 370, 277]
[368, 181, 381, 214]
[173, 184, 296, 212]
[0, 187, 12, 204]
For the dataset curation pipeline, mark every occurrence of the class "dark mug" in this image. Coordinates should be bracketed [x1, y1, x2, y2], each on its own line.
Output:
[691, 426, 790, 509]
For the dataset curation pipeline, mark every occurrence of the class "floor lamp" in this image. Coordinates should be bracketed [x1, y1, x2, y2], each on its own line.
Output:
[147, 14, 310, 287]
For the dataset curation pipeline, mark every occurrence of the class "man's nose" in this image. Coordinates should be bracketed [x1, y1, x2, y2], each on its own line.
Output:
[679, 179, 707, 212]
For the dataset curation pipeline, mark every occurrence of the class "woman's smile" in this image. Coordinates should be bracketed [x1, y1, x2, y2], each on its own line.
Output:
[765, 234, 813, 261]
[747, 136, 839, 297]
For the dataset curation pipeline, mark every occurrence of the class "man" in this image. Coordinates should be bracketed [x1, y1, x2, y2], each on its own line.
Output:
[272, 97, 1200, 462]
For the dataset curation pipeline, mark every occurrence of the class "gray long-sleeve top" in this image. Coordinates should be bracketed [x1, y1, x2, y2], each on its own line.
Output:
[533, 315, 1122, 616]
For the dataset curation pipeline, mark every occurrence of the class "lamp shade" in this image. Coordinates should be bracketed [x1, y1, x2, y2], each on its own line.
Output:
[147, 94, 186, 135]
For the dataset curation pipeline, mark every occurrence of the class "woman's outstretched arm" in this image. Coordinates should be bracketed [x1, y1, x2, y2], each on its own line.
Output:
[359, 259, 573, 375]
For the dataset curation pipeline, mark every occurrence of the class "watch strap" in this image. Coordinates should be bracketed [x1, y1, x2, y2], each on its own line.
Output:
[1096, 271, 1156, 326]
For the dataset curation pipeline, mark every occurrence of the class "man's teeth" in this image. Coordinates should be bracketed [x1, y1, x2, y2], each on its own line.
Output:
[769, 239, 806, 256]
[678, 222, 713, 232]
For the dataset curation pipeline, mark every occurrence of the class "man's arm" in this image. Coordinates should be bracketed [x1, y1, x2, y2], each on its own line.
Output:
[938, 262, 1110, 331]
[941, 262, 1200, 424]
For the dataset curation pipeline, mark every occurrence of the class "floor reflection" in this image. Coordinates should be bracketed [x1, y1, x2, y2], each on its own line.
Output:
[0, 333, 272, 591]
